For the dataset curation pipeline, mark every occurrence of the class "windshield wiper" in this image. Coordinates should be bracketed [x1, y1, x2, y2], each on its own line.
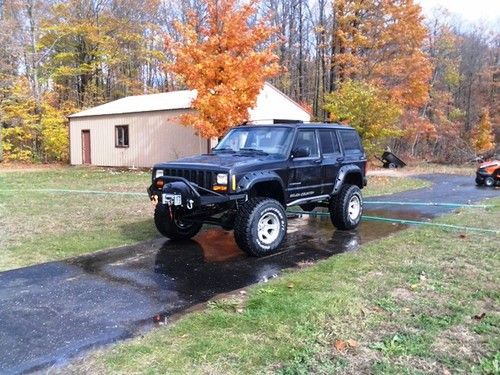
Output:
[239, 148, 269, 155]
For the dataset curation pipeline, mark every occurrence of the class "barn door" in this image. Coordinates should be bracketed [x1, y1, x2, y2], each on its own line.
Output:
[82, 130, 91, 164]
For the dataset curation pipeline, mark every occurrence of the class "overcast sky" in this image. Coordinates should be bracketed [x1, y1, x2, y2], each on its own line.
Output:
[416, 0, 500, 25]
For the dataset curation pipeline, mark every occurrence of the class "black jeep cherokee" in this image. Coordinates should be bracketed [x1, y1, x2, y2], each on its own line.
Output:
[148, 123, 367, 257]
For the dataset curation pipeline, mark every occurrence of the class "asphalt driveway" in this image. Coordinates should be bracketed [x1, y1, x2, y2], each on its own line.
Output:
[0, 174, 497, 374]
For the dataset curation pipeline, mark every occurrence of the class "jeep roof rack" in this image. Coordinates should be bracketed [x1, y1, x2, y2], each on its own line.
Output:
[240, 119, 304, 125]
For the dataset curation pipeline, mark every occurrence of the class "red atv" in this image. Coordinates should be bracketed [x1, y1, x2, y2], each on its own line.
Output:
[476, 160, 500, 187]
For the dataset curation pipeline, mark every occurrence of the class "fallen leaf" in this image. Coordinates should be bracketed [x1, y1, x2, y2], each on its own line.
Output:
[473, 312, 486, 321]
[334, 340, 347, 351]
[239, 290, 247, 295]
[236, 308, 244, 314]
[459, 234, 467, 239]
[346, 339, 358, 348]
[287, 283, 295, 289]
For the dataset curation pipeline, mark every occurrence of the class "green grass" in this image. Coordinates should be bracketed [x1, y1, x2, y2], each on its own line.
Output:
[0, 166, 428, 271]
[0, 166, 156, 271]
[64, 198, 500, 375]
[364, 175, 431, 197]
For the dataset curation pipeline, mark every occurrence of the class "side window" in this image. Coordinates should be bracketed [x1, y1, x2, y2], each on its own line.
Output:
[319, 130, 340, 155]
[339, 130, 362, 153]
[115, 125, 129, 148]
[295, 130, 319, 157]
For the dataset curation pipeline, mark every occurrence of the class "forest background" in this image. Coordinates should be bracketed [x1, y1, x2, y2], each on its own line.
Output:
[0, 0, 497, 163]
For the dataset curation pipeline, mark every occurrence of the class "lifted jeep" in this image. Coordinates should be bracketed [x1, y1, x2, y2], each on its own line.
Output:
[148, 123, 367, 257]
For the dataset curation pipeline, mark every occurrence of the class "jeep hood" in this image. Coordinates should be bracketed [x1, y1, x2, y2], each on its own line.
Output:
[154, 153, 285, 172]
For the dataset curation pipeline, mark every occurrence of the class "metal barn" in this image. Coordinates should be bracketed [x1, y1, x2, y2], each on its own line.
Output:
[69, 83, 311, 168]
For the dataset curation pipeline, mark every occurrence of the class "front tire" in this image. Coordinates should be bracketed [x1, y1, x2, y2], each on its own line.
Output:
[475, 177, 484, 186]
[484, 176, 495, 187]
[154, 205, 202, 240]
[234, 197, 287, 257]
[329, 184, 363, 230]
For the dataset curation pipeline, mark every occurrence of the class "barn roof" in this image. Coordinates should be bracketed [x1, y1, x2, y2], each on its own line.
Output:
[69, 90, 196, 118]
[69, 82, 310, 121]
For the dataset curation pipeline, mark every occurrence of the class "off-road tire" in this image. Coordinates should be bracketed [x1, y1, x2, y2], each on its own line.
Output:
[234, 197, 287, 257]
[475, 177, 484, 186]
[484, 176, 495, 187]
[154, 205, 202, 240]
[329, 184, 363, 230]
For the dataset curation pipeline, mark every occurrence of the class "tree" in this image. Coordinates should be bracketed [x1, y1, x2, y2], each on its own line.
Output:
[472, 109, 495, 154]
[39, 0, 165, 107]
[324, 80, 401, 155]
[330, 0, 431, 109]
[167, 0, 281, 138]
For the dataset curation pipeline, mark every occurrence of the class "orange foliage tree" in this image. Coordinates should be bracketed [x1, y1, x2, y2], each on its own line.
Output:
[166, 0, 281, 138]
[332, 0, 431, 109]
[472, 109, 495, 154]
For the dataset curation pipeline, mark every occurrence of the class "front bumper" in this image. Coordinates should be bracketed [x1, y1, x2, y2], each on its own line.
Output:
[148, 176, 246, 209]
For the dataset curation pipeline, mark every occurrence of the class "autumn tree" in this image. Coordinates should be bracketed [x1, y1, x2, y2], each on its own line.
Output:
[324, 80, 401, 155]
[331, 0, 431, 109]
[167, 0, 281, 138]
[472, 109, 495, 154]
[39, 0, 165, 107]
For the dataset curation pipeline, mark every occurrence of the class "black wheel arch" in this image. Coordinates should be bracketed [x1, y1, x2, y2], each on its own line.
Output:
[332, 165, 364, 194]
[238, 171, 286, 205]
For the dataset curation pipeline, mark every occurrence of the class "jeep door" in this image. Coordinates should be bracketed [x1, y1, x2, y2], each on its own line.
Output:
[287, 129, 322, 201]
[318, 129, 343, 194]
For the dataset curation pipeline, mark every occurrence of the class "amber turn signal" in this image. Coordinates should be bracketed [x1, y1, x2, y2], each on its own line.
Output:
[213, 185, 227, 192]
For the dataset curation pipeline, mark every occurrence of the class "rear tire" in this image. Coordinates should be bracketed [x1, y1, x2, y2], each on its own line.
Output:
[484, 176, 495, 187]
[234, 197, 287, 257]
[329, 184, 363, 230]
[154, 205, 202, 240]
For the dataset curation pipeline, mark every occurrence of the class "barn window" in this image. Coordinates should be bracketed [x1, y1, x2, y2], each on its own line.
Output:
[115, 125, 129, 147]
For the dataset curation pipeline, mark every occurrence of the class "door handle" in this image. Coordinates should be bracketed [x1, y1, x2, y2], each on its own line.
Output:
[336, 157, 345, 162]
[313, 159, 322, 164]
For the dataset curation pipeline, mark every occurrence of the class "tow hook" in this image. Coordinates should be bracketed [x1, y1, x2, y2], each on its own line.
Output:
[151, 195, 159, 205]
[187, 199, 194, 210]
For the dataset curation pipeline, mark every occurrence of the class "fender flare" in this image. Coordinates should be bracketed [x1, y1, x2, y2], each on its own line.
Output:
[237, 170, 285, 193]
[332, 165, 363, 194]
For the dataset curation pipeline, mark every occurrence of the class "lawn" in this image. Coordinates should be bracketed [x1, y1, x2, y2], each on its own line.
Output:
[0, 166, 155, 271]
[0, 166, 430, 271]
[364, 175, 431, 197]
[64, 198, 499, 375]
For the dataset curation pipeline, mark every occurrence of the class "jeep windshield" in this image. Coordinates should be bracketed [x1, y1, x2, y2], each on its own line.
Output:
[214, 126, 294, 156]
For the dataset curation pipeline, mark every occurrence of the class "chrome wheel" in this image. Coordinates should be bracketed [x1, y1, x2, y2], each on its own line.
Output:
[348, 195, 361, 221]
[257, 212, 280, 245]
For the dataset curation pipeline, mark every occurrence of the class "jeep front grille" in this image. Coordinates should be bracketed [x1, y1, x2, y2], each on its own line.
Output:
[162, 168, 215, 190]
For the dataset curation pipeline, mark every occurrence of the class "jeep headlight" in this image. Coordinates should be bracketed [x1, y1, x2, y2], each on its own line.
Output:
[216, 173, 228, 185]
[155, 169, 164, 178]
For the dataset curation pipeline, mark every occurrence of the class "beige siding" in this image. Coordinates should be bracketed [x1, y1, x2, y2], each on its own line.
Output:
[70, 109, 207, 167]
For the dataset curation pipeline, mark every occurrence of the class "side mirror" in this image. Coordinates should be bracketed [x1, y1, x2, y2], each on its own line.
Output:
[292, 146, 310, 158]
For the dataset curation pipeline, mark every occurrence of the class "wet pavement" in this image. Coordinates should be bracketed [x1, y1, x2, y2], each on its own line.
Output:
[0, 174, 497, 374]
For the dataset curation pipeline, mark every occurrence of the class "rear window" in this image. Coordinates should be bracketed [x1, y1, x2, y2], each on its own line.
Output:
[339, 130, 362, 152]
[319, 130, 340, 154]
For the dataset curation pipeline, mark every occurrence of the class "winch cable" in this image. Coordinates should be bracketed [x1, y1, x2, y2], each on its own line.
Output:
[287, 210, 499, 235]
